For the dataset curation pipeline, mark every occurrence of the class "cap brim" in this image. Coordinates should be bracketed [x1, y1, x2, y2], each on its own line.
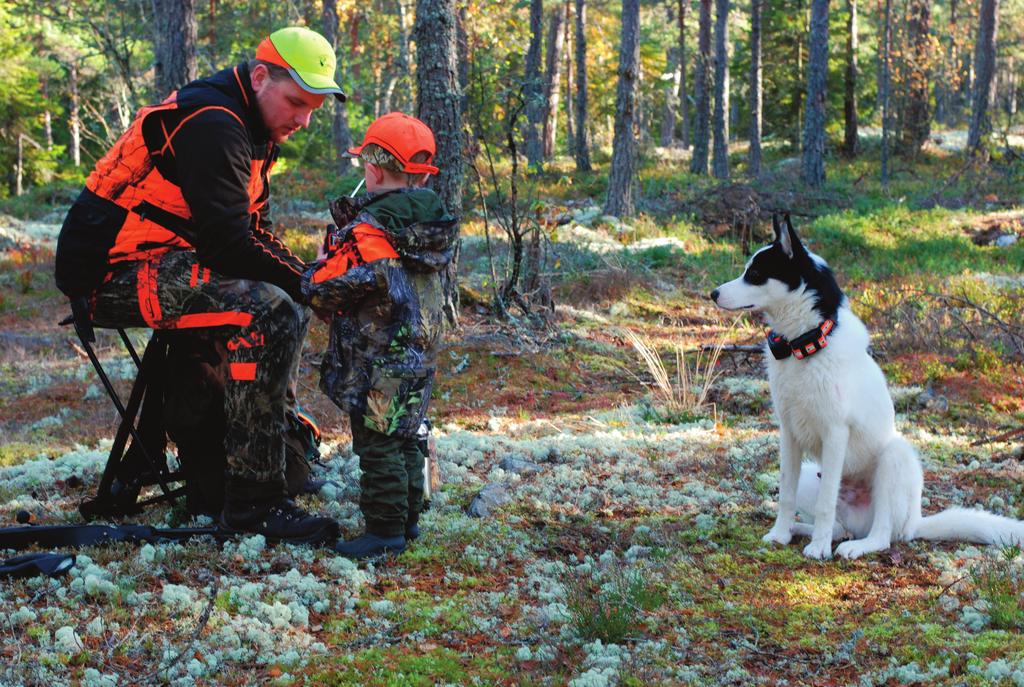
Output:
[287, 67, 346, 102]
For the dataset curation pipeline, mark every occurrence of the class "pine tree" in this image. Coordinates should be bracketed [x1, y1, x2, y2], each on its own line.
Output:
[604, 0, 640, 217]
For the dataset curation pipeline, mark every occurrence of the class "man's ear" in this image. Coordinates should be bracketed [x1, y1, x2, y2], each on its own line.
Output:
[774, 214, 794, 259]
[250, 63, 269, 94]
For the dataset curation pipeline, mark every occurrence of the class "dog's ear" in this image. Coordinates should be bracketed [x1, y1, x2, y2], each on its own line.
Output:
[781, 213, 805, 259]
[776, 214, 794, 259]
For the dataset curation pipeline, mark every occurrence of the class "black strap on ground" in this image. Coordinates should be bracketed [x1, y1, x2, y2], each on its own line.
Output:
[0, 552, 77, 579]
[0, 524, 221, 551]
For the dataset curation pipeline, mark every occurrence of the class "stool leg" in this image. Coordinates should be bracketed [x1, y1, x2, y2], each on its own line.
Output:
[85, 333, 176, 502]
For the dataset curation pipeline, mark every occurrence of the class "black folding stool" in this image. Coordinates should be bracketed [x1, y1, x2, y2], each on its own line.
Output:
[61, 297, 186, 519]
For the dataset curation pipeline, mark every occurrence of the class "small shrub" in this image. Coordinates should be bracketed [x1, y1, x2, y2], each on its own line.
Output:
[565, 568, 664, 643]
[623, 326, 731, 421]
[970, 545, 1024, 631]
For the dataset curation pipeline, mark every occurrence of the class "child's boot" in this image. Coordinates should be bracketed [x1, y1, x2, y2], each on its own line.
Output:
[333, 532, 406, 559]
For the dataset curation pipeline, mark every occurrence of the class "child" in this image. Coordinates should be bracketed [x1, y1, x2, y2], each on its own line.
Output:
[302, 112, 458, 559]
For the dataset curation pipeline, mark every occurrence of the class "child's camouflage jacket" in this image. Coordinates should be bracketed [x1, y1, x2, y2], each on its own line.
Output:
[301, 188, 458, 437]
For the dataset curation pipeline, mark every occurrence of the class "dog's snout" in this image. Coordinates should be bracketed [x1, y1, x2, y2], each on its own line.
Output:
[710, 288, 720, 302]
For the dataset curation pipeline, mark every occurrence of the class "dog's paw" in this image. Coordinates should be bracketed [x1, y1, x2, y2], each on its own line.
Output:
[835, 539, 885, 560]
[802, 539, 833, 560]
[834, 541, 866, 559]
[762, 526, 793, 546]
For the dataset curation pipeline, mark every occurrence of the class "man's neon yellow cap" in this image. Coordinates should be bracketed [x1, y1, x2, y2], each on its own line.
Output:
[256, 27, 346, 102]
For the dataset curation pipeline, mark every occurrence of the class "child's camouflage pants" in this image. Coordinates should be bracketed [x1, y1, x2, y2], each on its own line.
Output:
[91, 250, 308, 486]
[350, 419, 424, 537]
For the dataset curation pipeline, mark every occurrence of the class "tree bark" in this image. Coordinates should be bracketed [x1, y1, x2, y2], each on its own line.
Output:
[565, 0, 576, 157]
[967, 0, 1000, 151]
[677, 0, 690, 149]
[842, 0, 858, 155]
[662, 44, 681, 147]
[690, 0, 712, 174]
[524, 0, 545, 170]
[604, 0, 640, 217]
[748, 0, 763, 175]
[660, 3, 680, 148]
[574, 0, 592, 171]
[712, 0, 730, 179]
[415, 0, 464, 323]
[152, 0, 197, 96]
[323, 0, 356, 175]
[542, 4, 567, 159]
[381, 0, 413, 114]
[899, 0, 931, 156]
[800, 0, 829, 188]
[880, 0, 892, 184]
[69, 61, 81, 167]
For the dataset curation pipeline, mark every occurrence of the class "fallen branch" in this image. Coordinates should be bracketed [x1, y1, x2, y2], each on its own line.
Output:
[970, 426, 1024, 447]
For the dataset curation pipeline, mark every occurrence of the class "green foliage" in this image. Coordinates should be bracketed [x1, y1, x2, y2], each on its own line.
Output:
[565, 566, 664, 643]
[970, 545, 1024, 631]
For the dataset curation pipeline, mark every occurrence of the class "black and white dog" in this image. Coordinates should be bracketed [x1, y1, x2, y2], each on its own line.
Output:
[711, 216, 1024, 559]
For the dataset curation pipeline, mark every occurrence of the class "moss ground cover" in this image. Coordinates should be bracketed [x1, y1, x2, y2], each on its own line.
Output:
[1, 148, 1022, 685]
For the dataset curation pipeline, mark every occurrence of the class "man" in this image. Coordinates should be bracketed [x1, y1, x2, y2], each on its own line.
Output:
[55, 27, 341, 544]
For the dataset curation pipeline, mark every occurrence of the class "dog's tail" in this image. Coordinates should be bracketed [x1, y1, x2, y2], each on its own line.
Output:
[913, 508, 1024, 546]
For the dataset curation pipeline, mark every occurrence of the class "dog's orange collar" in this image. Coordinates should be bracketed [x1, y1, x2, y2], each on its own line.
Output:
[767, 318, 836, 360]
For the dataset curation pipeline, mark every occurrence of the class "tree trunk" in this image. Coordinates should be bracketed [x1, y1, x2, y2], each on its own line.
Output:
[677, 0, 690, 149]
[152, 0, 197, 96]
[69, 62, 81, 167]
[800, 0, 829, 188]
[690, 0, 712, 175]
[415, 0, 464, 323]
[748, 0, 763, 175]
[943, 0, 959, 123]
[899, 0, 931, 156]
[712, 0, 730, 179]
[381, 0, 413, 114]
[565, 0, 576, 157]
[880, 0, 892, 184]
[542, 4, 566, 159]
[323, 0, 356, 176]
[842, 0, 858, 155]
[604, 0, 640, 217]
[660, 2, 680, 148]
[662, 45, 681, 147]
[15, 134, 24, 197]
[968, 0, 1000, 151]
[574, 0, 592, 171]
[524, 0, 545, 170]
[457, 4, 470, 115]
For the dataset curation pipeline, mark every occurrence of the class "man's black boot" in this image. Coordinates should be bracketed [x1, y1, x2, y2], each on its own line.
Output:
[405, 510, 420, 541]
[220, 478, 338, 545]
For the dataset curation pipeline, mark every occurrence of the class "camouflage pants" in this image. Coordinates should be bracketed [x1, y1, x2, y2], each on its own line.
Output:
[350, 419, 424, 537]
[91, 250, 309, 485]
